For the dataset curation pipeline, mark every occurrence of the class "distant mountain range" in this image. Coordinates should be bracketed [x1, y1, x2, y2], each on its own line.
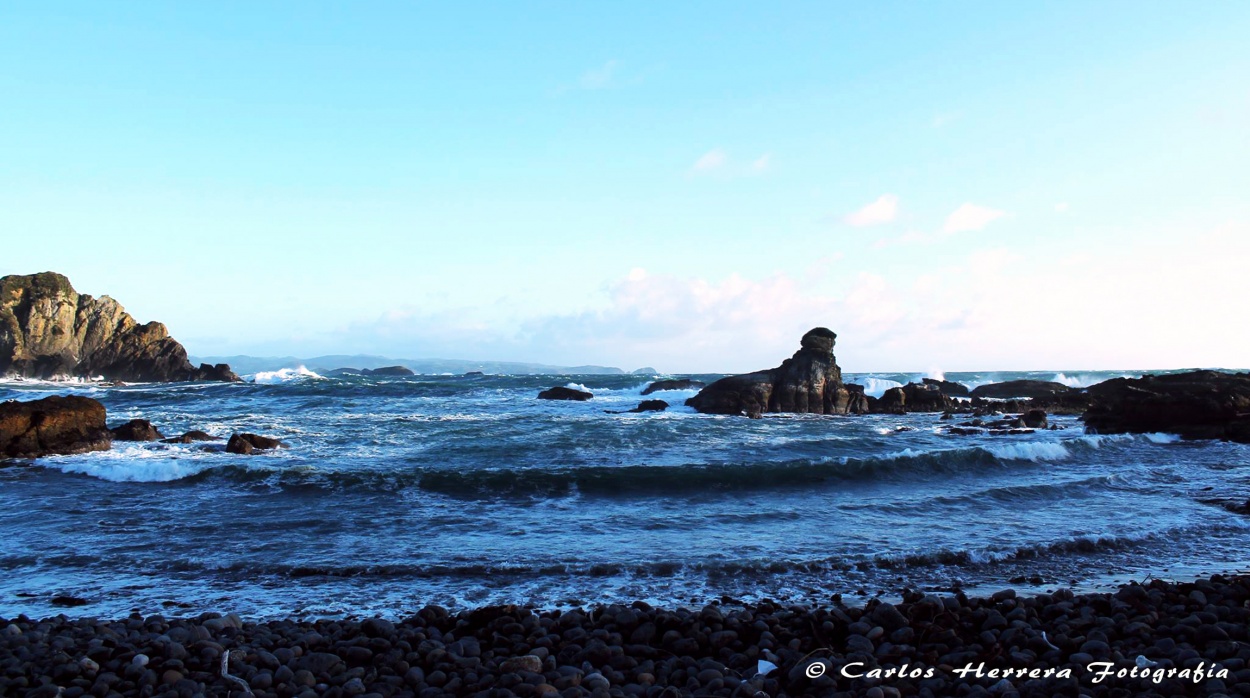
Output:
[190, 354, 657, 376]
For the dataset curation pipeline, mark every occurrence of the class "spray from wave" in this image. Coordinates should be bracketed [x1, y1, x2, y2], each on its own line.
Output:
[251, 366, 324, 384]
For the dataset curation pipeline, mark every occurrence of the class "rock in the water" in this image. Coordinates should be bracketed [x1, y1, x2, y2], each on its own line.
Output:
[877, 382, 959, 413]
[640, 379, 706, 395]
[0, 272, 240, 382]
[464, 371, 484, 376]
[686, 328, 861, 416]
[226, 433, 287, 454]
[630, 400, 668, 413]
[0, 395, 113, 458]
[362, 365, 415, 376]
[110, 419, 164, 441]
[922, 377, 971, 397]
[970, 380, 1074, 399]
[1020, 408, 1048, 429]
[537, 386, 593, 401]
[1084, 370, 1250, 443]
[161, 430, 221, 444]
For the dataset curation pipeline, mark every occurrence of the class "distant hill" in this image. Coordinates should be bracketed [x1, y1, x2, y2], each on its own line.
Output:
[191, 354, 627, 376]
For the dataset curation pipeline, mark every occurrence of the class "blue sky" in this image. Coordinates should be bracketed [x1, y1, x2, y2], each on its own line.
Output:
[2, 2, 1248, 372]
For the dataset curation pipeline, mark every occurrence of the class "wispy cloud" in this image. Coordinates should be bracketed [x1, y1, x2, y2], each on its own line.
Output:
[687, 149, 772, 177]
[579, 60, 620, 90]
[844, 194, 899, 227]
[943, 203, 1005, 233]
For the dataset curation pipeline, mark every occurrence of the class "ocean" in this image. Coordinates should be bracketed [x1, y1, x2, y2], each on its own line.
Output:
[2, 370, 1248, 619]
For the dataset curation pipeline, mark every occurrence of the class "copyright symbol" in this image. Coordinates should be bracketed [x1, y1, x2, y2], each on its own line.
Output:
[804, 660, 827, 679]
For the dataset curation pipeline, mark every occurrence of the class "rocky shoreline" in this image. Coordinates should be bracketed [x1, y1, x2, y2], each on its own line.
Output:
[3, 575, 1249, 697]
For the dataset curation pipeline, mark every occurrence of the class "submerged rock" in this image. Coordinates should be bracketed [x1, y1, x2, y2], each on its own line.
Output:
[686, 328, 863, 417]
[607, 400, 669, 414]
[537, 386, 593, 401]
[0, 395, 112, 458]
[226, 433, 287, 455]
[1084, 370, 1250, 443]
[160, 430, 220, 444]
[640, 379, 706, 395]
[0, 272, 240, 382]
[110, 419, 164, 442]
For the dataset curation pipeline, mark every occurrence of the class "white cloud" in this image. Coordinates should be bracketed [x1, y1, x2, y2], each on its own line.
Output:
[1055, 202, 1070, 213]
[690, 148, 728, 173]
[844, 194, 899, 227]
[579, 60, 620, 90]
[943, 203, 1005, 233]
[751, 153, 772, 171]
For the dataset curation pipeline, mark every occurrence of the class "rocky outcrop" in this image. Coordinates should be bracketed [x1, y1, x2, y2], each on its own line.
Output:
[877, 382, 960, 413]
[161, 430, 220, 444]
[606, 400, 670, 414]
[970, 380, 1074, 399]
[1084, 370, 1250, 443]
[226, 433, 287, 455]
[0, 272, 239, 382]
[363, 366, 415, 376]
[0, 396, 112, 458]
[922, 377, 970, 397]
[110, 419, 164, 442]
[685, 328, 863, 417]
[537, 386, 593, 401]
[641, 379, 706, 395]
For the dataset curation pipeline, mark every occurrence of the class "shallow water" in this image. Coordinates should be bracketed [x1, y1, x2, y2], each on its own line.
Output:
[2, 369, 1248, 619]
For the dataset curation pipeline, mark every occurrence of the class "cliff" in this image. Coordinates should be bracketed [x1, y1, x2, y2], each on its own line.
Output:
[0, 272, 238, 382]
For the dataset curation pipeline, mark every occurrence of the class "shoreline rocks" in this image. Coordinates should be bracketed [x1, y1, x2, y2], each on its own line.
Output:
[1084, 370, 1250, 443]
[226, 433, 288, 455]
[686, 328, 864, 417]
[640, 379, 705, 396]
[0, 272, 240, 383]
[3, 574, 1248, 697]
[970, 380, 1075, 400]
[109, 419, 164, 442]
[0, 396, 112, 458]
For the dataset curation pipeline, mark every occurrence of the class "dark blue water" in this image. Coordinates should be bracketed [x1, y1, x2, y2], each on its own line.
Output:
[2, 369, 1248, 619]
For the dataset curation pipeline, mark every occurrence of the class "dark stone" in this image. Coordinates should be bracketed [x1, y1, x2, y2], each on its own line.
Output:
[464, 371, 484, 376]
[537, 386, 593, 401]
[628, 400, 668, 413]
[362, 366, 415, 376]
[640, 379, 705, 395]
[970, 380, 1075, 399]
[1020, 408, 1048, 429]
[226, 433, 287, 454]
[686, 328, 861, 417]
[110, 419, 164, 442]
[876, 382, 959, 413]
[0, 272, 240, 382]
[0, 396, 113, 458]
[1084, 370, 1250, 443]
[923, 377, 971, 397]
[50, 595, 88, 607]
[160, 430, 220, 444]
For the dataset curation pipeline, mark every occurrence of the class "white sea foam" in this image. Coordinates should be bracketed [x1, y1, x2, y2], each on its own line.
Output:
[251, 366, 323, 384]
[860, 377, 904, 398]
[1051, 372, 1115, 388]
[1145, 432, 1182, 444]
[985, 442, 1072, 462]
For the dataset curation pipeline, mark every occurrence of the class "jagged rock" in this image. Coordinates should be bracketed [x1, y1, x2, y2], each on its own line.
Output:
[110, 419, 164, 441]
[1084, 370, 1250, 443]
[877, 382, 959, 413]
[685, 328, 860, 416]
[1020, 408, 1048, 429]
[640, 379, 706, 395]
[844, 384, 871, 415]
[226, 433, 287, 455]
[362, 366, 415, 376]
[605, 400, 669, 415]
[970, 380, 1074, 399]
[0, 396, 112, 458]
[537, 386, 593, 401]
[0, 272, 240, 382]
[161, 430, 220, 444]
[922, 377, 971, 397]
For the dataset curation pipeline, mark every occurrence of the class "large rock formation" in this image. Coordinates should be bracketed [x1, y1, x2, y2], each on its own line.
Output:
[877, 382, 960, 413]
[1084, 370, 1250, 443]
[0, 272, 239, 382]
[641, 379, 705, 395]
[686, 328, 864, 417]
[0, 396, 113, 458]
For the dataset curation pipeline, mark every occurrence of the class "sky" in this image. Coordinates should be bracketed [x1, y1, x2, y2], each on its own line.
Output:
[2, 2, 1248, 373]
